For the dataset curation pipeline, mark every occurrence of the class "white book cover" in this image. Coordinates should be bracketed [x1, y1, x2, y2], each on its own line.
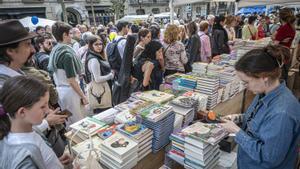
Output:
[71, 136, 103, 160]
[70, 117, 107, 136]
[93, 108, 120, 124]
[139, 90, 174, 103]
[102, 132, 138, 159]
[114, 110, 136, 124]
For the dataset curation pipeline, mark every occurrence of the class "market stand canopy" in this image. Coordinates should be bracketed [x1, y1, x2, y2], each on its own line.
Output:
[238, 0, 300, 8]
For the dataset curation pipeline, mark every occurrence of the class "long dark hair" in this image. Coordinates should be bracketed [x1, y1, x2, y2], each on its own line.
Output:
[0, 76, 48, 140]
[213, 15, 228, 43]
[235, 45, 290, 80]
[87, 35, 105, 59]
[136, 28, 150, 45]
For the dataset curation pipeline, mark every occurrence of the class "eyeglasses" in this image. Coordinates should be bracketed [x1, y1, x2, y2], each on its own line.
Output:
[45, 41, 53, 46]
[94, 43, 103, 46]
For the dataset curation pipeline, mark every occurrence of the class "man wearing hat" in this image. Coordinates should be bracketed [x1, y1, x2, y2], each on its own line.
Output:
[0, 19, 36, 88]
[0, 20, 67, 136]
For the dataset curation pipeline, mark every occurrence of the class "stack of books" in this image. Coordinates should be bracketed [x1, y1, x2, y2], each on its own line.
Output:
[195, 76, 220, 109]
[97, 124, 117, 140]
[69, 117, 108, 140]
[100, 132, 139, 169]
[136, 105, 175, 153]
[131, 90, 174, 104]
[192, 62, 208, 75]
[219, 67, 236, 86]
[169, 96, 196, 127]
[178, 75, 198, 91]
[165, 73, 185, 84]
[114, 99, 147, 112]
[182, 91, 208, 112]
[207, 64, 223, 77]
[182, 122, 229, 169]
[168, 131, 185, 166]
[117, 122, 153, 161]
[93, 108, 120, 124]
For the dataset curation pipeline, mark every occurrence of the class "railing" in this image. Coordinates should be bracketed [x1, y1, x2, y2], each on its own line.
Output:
[128, 0, 169, 5]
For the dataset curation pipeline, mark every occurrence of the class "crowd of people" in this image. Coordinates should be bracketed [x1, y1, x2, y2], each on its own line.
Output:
[0, 7, 300, 169]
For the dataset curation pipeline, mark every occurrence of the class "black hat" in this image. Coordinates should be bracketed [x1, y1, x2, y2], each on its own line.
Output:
[0, 19, 36, 46]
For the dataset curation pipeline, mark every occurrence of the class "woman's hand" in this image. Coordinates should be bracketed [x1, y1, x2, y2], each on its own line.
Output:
[221, 120, 241, 134]
[221, 114, 242, 123]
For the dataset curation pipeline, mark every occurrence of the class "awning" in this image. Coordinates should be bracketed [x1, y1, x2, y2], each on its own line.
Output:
[238, 0, 300, 7]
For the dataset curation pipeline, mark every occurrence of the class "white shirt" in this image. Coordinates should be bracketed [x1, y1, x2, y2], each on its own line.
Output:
[87, 58, 113, 83]
[6, 131, 63, 169]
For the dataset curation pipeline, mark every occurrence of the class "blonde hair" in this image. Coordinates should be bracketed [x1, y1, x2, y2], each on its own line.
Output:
[225, 15, 236, 26]
[178, 25, 187, 42]
[164, 24, 179, 44]
[199, 21, 209, 32]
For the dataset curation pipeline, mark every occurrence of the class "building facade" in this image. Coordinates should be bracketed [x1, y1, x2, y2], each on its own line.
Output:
[0, 0, 114, 26]
[126, 0, 170, 15]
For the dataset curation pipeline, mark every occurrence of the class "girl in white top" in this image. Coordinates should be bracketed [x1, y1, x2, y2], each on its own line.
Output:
[0, 76, 74, 169]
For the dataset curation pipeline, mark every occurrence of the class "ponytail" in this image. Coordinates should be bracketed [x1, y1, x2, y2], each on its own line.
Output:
[0, 106, 10, 140]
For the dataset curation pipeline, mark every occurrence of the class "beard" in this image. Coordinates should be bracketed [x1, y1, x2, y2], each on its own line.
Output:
[43, 46, 52, 54]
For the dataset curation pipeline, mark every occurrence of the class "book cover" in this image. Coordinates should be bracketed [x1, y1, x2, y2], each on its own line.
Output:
[71, 136, 103, 160]
[115, 99, 147, 111]
[70, 117, 107, 136]
[96, 125, 117, 140]
[93, 108, 120, 124]
[102, 132, 138, 159]
[139, 90, 174, 104]
[116, 122, 150, 140]
[182, 122, 228, 145]
[101, 152, 138, 169]
[114, 110, 136, 124]
[139, 104, 173, 122]
[171, 96, 196, 108]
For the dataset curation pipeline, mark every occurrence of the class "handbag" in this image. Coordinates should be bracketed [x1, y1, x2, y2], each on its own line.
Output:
[87, 81, 112, 110]
[248, 26, 256, 40]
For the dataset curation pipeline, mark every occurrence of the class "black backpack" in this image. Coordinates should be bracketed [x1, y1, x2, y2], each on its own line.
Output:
[106, 37, 125, 73]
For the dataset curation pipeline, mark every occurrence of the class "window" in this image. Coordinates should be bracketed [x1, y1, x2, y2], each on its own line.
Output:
[136, 9, 145, 15]
[152, 8, 160, 14]
[196, 7, 201, 13]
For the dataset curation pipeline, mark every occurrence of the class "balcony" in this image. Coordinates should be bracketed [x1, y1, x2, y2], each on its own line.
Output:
[128, 0, 169, 6]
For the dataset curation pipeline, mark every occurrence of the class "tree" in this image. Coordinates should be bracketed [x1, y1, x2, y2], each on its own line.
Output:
[111, 0, 126, 21]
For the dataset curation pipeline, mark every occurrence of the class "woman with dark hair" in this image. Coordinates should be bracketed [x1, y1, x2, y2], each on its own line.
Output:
[242, 16, 258, 40]
[185, 21, 201, 72]
[273, 8, 296, 48]
[211, 15, 230, 57]
[85, 35, 114, 113]
[221, 45, 300, 169]
[0, 76, 72, 169]
[133, 37, 163, 91]
[133, 28, 151, 59]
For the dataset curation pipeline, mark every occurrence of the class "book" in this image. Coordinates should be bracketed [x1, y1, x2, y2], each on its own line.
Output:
[182, 122, 228, 145]
[136, 90, 174, 104]
[115, 99, 147, 111]
[138, 104, 173, 122]
[93, 108, 120, 124]
[138, 148, 152, 161]
[102, 132, 138, 160]
[71, 136, 103, 160]
[97, 125, 117, 140]
[185, 149, 220, 167]
[70, 117, 107, 136]
[114, 110, 136, 124]
[116, 122, 150, 140]
[184, 144, 219, 162]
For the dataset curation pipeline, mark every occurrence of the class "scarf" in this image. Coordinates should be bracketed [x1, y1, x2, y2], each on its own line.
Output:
[48, 43, 83, 74]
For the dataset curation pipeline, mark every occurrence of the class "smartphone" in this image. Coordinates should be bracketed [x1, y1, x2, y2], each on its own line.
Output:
[56, 109, 72, 117]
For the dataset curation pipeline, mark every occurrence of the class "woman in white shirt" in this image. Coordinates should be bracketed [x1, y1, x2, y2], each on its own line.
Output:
[85, 35, 114, 113]
[0, 76, 73, 169]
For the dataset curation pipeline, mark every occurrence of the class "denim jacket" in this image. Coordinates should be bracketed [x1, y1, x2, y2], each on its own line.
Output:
[235, 82, 300, 169]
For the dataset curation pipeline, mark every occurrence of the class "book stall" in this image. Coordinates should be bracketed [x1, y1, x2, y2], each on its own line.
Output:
[64, 40, 272, 169]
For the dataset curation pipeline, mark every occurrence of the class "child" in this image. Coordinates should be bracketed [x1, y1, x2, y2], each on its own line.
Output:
[0, 76, 72, 169]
